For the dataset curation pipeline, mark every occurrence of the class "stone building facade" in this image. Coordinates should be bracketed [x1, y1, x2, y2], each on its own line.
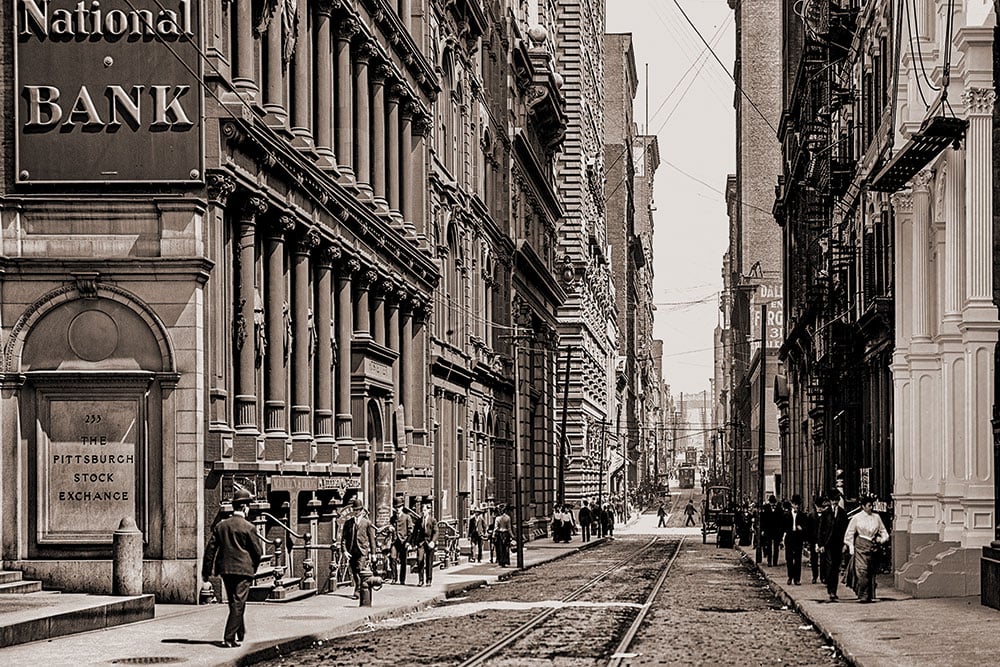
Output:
[2, 0, 440, 602]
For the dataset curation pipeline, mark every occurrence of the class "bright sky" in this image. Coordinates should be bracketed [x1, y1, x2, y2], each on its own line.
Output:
[606, 1, 736, 396]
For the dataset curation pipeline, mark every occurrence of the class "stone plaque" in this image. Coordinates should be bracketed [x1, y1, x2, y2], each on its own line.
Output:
[39, 398, 139, 543]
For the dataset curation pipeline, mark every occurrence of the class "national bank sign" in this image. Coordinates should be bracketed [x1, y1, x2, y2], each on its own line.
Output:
[14, 0, 203, 183]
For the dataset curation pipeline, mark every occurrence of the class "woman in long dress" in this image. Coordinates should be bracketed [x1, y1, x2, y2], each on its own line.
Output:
[843, 495, 889, 602]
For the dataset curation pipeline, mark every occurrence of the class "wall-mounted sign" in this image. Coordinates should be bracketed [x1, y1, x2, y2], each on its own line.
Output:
[750, 282, 784, 357]
[39, 397, 140, 544]
[14, 0, 203, 183]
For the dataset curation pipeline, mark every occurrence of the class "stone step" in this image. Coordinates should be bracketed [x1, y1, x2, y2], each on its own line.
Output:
[0, 580, 42, 594]
[265, 587, 317, 603]
[0, 593, 154, 648]
[0, 571, 24, 585]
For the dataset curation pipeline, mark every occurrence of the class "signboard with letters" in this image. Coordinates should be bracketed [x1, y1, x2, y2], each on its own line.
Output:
[750, 282, 784, 357]
[38, 397, 141, 544]
[14, 0, 203, 183]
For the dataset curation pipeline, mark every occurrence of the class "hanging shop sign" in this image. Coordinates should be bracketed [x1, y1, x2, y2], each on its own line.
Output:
[14, 0, 203, 184]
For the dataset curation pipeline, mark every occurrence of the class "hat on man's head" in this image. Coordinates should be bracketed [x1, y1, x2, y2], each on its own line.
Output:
[231, 487, 253, 507]
[350, 497, 364, 510]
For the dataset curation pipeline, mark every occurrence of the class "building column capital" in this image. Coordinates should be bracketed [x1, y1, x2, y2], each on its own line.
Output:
[963, 87, 996, 116]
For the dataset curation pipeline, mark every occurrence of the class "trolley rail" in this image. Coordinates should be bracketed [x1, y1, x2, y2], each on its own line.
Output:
[456, 536, 665, 667]
[607, 536, 686, 666]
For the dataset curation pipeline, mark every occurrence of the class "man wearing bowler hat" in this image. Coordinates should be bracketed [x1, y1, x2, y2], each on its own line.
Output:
[202, 487, 262, 648]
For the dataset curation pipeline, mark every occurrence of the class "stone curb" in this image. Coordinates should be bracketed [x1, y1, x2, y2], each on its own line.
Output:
[736, 547, 859, 667]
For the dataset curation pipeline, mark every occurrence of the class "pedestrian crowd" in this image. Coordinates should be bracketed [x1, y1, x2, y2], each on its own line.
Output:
[201, 488, 623, 647]
[752, 489, 889, 603]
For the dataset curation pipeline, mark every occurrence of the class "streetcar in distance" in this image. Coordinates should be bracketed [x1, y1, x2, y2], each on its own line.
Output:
[677, 464, 696, 489]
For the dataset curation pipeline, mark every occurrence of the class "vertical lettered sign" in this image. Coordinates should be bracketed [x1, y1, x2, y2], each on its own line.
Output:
[14, 0, 203, 183]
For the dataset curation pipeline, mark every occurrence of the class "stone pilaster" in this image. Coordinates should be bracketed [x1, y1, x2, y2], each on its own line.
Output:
[314, 3, 336, 166]
[235, 195, 267, 436]
[291, 227, 320, 457]
[336, 255, 360, 460]
[336, 18, 360, 179]
[264, 215, 296, 438]
[315, 246, 338, 463]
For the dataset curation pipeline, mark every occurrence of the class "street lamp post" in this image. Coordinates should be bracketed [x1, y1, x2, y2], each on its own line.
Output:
[755, 302, 767, 565]
[512, 334, 525, 570]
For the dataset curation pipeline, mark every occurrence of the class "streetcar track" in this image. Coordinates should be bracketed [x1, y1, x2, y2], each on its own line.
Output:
[456, 536, 663, 667]
[606, 535, 686, 667]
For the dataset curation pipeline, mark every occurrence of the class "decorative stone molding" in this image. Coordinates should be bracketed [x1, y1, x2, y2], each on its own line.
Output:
[911, 168, 934, 192]
[241, 195, 269, 220]
[963, 87, 996, 116]
[336, 17, 360, 40]
[891, 190, 913, 213]
[207, 172, 237, 206]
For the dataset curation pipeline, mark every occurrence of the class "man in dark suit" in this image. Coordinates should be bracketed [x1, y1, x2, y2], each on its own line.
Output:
[817, 489, 850, 600]
[761, 495, 784, 566]
[416, 500, 438, 586]
[783, 494, 806, 585]
[391, 499, 413, 585]
[341, 497, 378, 600]
[202, 487, 262, 648]
[579, 501, 592, 542]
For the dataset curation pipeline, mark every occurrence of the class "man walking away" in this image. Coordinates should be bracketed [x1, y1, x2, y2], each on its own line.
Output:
[657, 502, 667, 528]
[493, 504, 512, 567]
[202, 487, 262, 648]
[603, 504, 615, 538]
[579, 501, 592, 542]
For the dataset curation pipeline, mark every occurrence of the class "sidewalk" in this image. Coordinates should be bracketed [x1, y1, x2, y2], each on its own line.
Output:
[0, 535, 602, 667]
[738, 544, 1000, 666]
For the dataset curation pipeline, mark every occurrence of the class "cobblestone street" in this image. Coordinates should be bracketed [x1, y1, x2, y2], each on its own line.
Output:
[257, 492, 846, 667]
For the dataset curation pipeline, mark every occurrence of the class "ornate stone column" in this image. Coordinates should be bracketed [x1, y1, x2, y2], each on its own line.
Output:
[400, 294, 413, 446]
[944, 148, 966, 320]
[355, 42, 375, 198]
[289, 227, 319, 461]
[336, 255, 360, 463]
[235, 196, 267, 437]
[373, 276, 388, 347]
[336, 18, 359, 179]
[291, 0, 313, 145]
[387, 84, 403, 222]
[410, 111, 431, 243]
[400, 102, 415, 235]
[355, 266, 375, 338]
[890, 191, 914, 564]
[234, 0, 258, 95]
[388, 281, 402, 410]
[398, 0, 411, 32]
[315, 246, 337, 463]
[911, 169, 933, 342]
[961, 87, 1000, 548]
[207, 174, 237, 443]
[314, 3, 335, 166]
[371, 63, 390, 212]
[265, 215, 295, 439]
[964, 88, 996, 308]
[264, 0, 287, 124]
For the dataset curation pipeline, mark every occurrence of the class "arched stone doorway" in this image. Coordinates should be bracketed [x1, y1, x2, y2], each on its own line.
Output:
[2, 284, 178, 592]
